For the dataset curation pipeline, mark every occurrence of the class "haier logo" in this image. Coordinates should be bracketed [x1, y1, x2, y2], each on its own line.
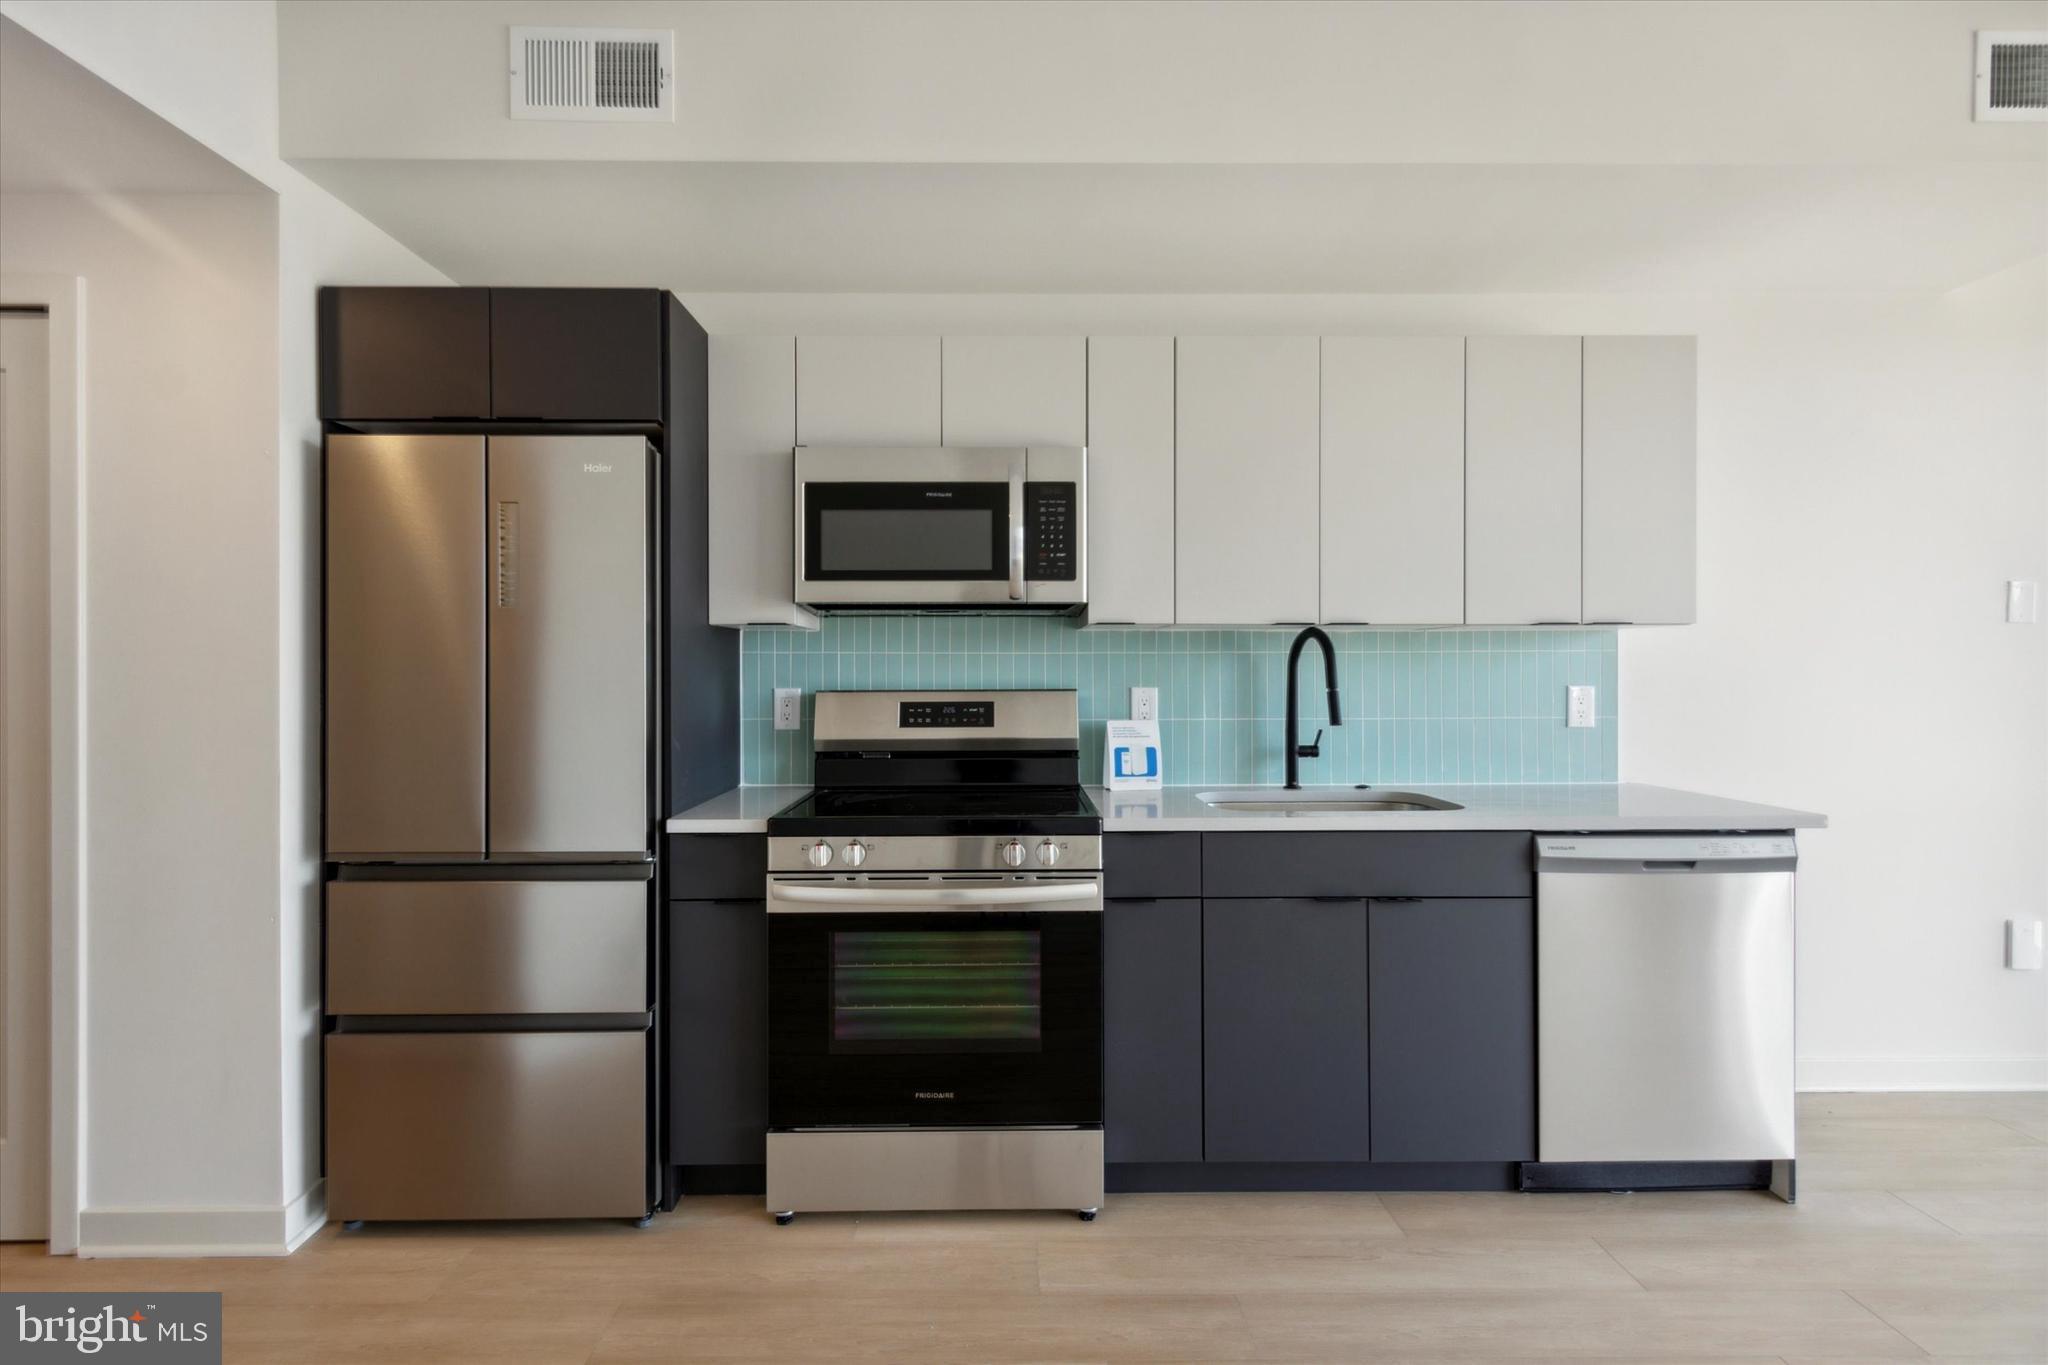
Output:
[582, 462, 613, 475]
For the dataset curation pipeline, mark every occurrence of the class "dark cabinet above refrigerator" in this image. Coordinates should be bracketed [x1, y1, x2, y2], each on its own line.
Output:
[490, 288, 663, 420]
[319, 287, 492, 420]
[319, 286, 664, 422]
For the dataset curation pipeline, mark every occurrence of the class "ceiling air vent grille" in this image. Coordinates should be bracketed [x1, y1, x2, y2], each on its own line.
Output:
[509, 27, 674, 122]
[1975, 31, 2048, 121]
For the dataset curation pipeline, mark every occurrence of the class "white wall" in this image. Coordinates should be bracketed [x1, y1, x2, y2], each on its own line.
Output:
[0, 191, 285, 1216]
[689, 278, 2048, 1092]
[1, 0, 447, 1252]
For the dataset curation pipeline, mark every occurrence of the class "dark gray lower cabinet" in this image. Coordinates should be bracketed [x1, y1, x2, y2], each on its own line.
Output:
[1368, 899, 1535, 1161]
[668, 900, 766, 1166]
[1104, 900, 1203, 1163]
[1203, 899, 1372, 1162]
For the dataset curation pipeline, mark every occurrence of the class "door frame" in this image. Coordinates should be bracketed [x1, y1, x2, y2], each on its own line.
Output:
[1, 275, 85, 1254]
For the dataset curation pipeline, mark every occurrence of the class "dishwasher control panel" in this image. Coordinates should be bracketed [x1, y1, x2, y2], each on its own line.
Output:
[1536, 835, 1797, 863]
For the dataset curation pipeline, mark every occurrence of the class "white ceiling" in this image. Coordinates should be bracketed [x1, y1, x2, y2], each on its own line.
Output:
[274, 1, 2048, 296]
[0, 17, 261, 194]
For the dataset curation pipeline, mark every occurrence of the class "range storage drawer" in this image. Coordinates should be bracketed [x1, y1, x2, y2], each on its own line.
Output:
[327, 881, 646, 1015]
[326, 1030, 648, 1220]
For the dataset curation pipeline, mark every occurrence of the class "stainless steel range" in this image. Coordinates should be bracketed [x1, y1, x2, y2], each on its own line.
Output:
[764, 690, 1104, 1223]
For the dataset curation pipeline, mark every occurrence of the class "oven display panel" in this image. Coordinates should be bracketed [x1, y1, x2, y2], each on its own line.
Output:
[899, 700, 994, 729]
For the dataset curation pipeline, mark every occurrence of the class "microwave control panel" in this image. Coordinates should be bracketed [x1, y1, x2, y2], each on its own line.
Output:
[1025, 482, 1078, 581]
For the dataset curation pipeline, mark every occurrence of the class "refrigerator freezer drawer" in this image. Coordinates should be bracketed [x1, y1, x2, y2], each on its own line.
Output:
[326, 1031, 648, 1221]
[327, 881, 646, 1016]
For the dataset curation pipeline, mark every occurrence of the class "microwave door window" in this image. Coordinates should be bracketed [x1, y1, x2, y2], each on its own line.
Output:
[804, 482, 1009, 580]
[819, 509, 993, 575]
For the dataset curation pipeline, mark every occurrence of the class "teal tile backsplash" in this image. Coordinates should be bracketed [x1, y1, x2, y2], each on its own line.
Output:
[741, 619, 1618, 787]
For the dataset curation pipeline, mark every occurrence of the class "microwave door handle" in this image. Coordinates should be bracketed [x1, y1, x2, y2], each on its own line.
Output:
[1009, 469, 1026, 601]
[767, 881, 1099, 912]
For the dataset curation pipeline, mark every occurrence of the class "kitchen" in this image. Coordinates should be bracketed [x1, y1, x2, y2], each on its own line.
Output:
[1, 3, 2043, 1362]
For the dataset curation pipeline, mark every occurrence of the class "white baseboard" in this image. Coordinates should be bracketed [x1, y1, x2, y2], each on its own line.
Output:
[79, 1181, 326, 1258]
[1799, 1054, 2048, 1092]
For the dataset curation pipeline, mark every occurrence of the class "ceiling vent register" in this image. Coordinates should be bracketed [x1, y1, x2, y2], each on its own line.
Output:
[509, 27, 675, 122]
[1975, 31, 2048, 121]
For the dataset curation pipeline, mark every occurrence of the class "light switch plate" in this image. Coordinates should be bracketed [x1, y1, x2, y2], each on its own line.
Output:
[1130, 687, 1159, 723]
[1567, 685, 1596, 729]
[2008, 580, 2040, 624]
[2007, 917, 2044, 970]
[774, 688, 802, 731]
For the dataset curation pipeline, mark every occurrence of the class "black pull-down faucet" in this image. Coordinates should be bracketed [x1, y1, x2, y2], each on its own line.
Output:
[1284, 626, 1343, 790]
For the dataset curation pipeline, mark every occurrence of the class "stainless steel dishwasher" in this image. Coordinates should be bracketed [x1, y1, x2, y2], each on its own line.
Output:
[1536, 835, 1796, 1183]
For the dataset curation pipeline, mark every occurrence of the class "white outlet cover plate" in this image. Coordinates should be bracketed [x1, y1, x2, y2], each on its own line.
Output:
[1567, 685, 1596, 729]
[773, 687, 802, 731]
[2008, 917, 2045, 970]
[1130, 687, 1159, 723]
[2008, 580, 2040, 624]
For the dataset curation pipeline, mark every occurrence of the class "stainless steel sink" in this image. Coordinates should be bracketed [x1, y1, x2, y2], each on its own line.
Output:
[1196, 788, 1465, 814]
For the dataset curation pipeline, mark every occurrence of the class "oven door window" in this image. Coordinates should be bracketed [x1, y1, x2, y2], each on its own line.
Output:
[804, 482, 1009, 581]
[769, 908, 1102, 1129]
[832, 928, 1041, 1053]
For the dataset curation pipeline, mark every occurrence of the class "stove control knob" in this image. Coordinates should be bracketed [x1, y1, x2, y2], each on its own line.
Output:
[1036, 839, 1062, 867]
[998, 839, 1027, 868]
[805, 841, 834, 868]
[841, 840, 868, 868]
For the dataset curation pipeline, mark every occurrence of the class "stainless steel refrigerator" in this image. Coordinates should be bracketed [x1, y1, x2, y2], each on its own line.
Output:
[323, 432, 659, 1222]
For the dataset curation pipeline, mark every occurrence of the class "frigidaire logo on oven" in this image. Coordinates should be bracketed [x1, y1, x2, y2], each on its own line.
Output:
[923, 490, 952, 498]
[914, 1090, 956, 1100]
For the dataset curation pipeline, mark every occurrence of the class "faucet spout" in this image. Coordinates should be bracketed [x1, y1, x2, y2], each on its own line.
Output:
[1284, 626, 1343, 790]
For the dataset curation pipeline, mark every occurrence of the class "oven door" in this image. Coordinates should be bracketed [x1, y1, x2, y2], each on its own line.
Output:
[766, 875, 1103, 1129]
[795, 447, 1025, 606]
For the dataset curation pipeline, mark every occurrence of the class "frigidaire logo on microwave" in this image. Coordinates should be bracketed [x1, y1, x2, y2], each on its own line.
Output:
[914, 1090, 956, 1100]
[923, 490, 953, 498]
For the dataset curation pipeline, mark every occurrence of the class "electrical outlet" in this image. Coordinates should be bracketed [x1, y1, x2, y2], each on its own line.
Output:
[1567, 685, 1596, 729]
[2008, 580, 2040, 624]
[1130, 687, 1159, 723]
[2007, 917, 2044, 970]
[774, 688, 802, 732]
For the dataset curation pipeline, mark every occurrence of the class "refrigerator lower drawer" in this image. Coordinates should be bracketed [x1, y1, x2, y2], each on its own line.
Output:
[326, 1030, 647, 1221]
[327, 880, 646, 1015]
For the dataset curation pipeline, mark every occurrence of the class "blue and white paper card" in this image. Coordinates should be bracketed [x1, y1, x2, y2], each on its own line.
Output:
[1103, 719, 1163, 789]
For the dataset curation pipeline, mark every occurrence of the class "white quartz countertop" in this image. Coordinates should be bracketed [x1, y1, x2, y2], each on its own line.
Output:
[669, 783, 1824, 834]
[1087, 783, 1825, 832]
[664, 786, 809, 833]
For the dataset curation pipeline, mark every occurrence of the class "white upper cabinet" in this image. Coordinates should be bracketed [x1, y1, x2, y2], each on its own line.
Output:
[708, 336, 813, 628]
[1465, 336, 1582, 625]
[1582, 336, 1697, 625]
[1320, 337, 1465, 625]
[1085, 337, 1176, 625]
[940, 336, 1085, 446]
[1175, 336, 1321, 625]
[796, 336, 940, 445]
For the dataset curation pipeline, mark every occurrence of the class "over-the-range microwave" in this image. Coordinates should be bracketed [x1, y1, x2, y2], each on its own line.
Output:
[794, 446, 1086, 612]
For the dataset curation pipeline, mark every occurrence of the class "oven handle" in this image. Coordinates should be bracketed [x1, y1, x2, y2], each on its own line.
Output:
[767, 881, 1101, 912]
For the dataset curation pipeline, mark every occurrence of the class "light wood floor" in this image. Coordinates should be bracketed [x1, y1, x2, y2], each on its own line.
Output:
[3, 1093, 2042, 1363]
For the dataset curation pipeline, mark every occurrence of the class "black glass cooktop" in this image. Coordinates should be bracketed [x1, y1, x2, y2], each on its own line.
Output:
[768, 786, 1102, 837]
